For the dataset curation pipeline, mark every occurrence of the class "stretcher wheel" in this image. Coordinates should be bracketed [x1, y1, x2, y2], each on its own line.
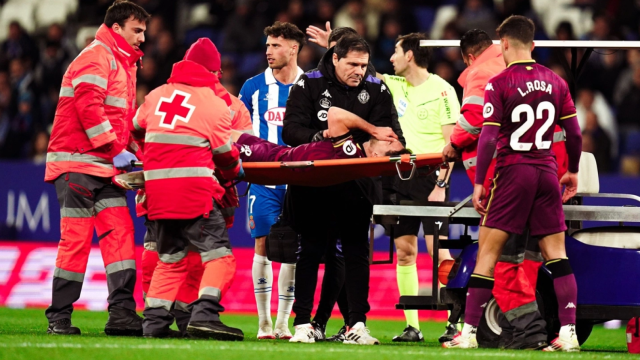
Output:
[477, 297, 502, 348]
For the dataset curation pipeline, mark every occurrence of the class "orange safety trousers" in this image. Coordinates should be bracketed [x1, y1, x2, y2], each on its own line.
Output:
[45, 172, 136, 323]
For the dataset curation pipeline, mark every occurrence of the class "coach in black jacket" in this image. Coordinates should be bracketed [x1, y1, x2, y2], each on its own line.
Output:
[282, 35, 403, 342]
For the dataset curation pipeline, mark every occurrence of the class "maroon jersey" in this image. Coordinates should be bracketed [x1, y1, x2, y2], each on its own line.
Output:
[235, 133, 364, 163]
[482, 60, 577, 173]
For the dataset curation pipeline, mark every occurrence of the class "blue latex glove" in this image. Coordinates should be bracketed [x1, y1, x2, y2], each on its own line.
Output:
[113, 150, 138, 172]
[237, 160, 245, 180]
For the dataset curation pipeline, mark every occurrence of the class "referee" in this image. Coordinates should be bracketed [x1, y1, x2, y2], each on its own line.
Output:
[377, 33, 460, 342]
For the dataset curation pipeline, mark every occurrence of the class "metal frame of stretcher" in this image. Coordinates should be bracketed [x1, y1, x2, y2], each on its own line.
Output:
[371, 193, 640, 318]
[421, 40, 640, 97]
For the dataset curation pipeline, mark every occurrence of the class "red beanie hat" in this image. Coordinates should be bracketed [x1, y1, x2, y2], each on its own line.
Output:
[184, 38, 221, 72]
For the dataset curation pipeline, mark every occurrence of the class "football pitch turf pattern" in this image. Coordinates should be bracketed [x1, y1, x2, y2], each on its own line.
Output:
[0, 308, 632, 360]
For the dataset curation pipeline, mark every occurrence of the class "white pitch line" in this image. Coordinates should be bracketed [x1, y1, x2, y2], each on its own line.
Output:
[0, 342, 619, 358]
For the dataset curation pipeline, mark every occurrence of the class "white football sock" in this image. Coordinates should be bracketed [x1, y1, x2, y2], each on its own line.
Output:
[275, 263, 296, 328]
[253, 254, 273, 328]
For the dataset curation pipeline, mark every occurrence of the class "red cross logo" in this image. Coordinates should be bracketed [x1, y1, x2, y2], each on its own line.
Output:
[155, 90, 196, 129]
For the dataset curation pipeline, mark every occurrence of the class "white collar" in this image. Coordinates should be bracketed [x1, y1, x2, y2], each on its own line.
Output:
[265, 66, 304, 85]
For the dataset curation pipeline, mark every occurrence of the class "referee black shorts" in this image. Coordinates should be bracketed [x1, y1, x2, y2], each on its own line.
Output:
[392, 168, 449, 238]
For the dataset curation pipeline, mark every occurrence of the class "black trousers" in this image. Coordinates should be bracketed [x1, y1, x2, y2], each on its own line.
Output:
[288, 181, 372, 327]
[313, 240, 349, 326]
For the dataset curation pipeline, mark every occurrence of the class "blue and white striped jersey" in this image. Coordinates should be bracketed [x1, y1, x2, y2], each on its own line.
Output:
[238, 67, 304, 146]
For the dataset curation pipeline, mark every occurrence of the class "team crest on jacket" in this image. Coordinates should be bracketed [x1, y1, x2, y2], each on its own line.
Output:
[358, 90, 370, 104]
[319, 98, 331, 108]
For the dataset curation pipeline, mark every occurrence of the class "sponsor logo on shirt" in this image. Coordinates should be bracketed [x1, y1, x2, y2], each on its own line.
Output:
[398, 99, 408, 117]
[319, 98, 331, 109]
[343, 140, 357, 155]
[240, 144, 252, 157]
[296, 79, 305, 88]
[317, 110, 328, 121]
[485, 83, 494, 91]
[483, 102, 494, 118]
[264, 107, 286, 126]
[358, 90, 370, 104]
[322, 90, 332, 98]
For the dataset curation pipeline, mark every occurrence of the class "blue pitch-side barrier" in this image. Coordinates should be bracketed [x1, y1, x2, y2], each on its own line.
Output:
[1, 161, 639, 251]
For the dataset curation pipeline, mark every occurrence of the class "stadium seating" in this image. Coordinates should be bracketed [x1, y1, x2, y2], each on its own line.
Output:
[577, 151, 600, 194]
[35, 1, 70, 29]
[0, 2, 36, 42]
[75, 26, 99, 50]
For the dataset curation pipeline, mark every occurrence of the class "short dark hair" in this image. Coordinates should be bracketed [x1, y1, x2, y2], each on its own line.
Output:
[460, 29, 493, 57]
[264, 21, 306, 53]
[496, 15, 535, 46]
[386, 148, 411, 156]
[396, 33, 431, 69]
[328, 27, 358, 46]
[104, 0, 150, 28]
[334, 34, 370, 60]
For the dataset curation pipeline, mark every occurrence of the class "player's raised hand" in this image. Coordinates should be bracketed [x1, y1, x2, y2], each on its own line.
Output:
[560, 171, 579, 203]
[472, 184, 487, 216]
[306, 21, 331, 48]
[371, 126, 398, 142]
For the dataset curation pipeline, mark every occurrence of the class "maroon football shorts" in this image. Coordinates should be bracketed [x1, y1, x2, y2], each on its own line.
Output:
[481, 164, 566, 237]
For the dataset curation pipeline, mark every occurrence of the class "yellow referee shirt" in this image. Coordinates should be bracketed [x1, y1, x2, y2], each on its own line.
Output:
[383, 74, 460, 154]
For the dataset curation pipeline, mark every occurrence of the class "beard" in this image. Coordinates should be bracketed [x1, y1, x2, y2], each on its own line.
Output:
[268, 59, 287, 70]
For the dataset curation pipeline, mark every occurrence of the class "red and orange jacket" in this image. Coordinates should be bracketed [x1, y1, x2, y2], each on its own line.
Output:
[134, 80, 251, 226]
[452, 45, 568, 187]
[45, 24, 142, 182]
[131, 60, 241, 220]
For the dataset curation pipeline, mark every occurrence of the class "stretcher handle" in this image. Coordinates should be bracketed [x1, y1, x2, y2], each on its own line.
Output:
[395, 160, 416, 181]
[131, 161, 143, 168]
[280, 161, 314, 168]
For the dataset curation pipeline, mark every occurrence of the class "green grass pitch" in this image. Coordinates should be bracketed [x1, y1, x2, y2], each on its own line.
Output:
[0, 307, 632, 360]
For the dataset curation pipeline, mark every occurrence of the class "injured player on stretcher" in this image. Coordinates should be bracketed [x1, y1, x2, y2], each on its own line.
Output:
[232, 107, 409, 162]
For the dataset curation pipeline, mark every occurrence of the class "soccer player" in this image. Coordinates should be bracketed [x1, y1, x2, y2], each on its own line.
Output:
[238, 21, 306, 340]
[233, 106, 404, 161]
[444, 29, 570, 349]
[443, 15, 582, 352]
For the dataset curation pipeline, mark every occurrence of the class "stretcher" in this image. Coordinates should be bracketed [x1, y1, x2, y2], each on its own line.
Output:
[113, 153, 444, 189]
[242, 153, 442, 186]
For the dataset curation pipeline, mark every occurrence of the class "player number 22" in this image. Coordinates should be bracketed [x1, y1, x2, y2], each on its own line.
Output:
[510, 101, 555, 151]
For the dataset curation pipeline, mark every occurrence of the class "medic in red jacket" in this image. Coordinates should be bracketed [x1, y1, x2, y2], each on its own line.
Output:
[44, 1, 150, 337]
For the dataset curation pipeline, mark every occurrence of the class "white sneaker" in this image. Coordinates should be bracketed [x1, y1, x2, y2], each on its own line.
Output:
[289, 324, 315, 343]
[274, 325, 292, 340]
[257, 325, 275, 340]
[343, 322, 380, 345]
[544, 324, 580, 352]
[442, 324, 478, 349]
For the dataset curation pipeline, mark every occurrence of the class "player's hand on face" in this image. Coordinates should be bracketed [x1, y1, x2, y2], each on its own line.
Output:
[560, 171, 579, 203]
[442, 143, 460, 162]
[306, 21, 332, 48]
[371, 126, 398, 142]
[472, 184, 487, 215]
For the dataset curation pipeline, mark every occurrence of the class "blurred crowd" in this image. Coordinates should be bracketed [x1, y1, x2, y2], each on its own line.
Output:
[1, 0, 640, 175]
